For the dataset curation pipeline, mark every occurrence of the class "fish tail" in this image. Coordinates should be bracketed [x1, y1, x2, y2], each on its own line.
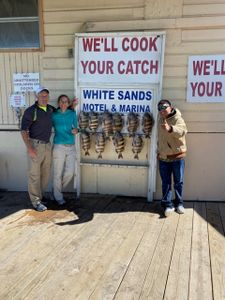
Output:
[134, 153, 139, 160]
[98, 153, 102, 159]
[85, 150, 90, 156]
[118, 153, 123, 159]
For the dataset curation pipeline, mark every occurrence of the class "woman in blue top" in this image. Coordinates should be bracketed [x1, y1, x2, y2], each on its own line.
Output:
[52, 94, 78, 205]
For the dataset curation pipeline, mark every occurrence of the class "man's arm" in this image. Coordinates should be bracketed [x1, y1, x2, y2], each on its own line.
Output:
[21, 130, 37, 159]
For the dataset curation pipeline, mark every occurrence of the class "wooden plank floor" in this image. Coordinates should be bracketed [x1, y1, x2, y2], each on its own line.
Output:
[0, 192, 225, 300]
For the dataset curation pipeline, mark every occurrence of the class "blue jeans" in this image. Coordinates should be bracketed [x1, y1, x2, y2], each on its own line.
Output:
[159, 159, 185, 209]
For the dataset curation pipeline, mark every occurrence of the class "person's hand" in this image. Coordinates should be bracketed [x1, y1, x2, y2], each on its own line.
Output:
[28, 146, 37, 159]
[72, 128, 78, 135]
[161, 119, 172, 132]
[71, 97, 79, 109]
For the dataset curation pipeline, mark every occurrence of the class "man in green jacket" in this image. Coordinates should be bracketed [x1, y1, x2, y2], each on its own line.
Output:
[157, 99, 187, 217]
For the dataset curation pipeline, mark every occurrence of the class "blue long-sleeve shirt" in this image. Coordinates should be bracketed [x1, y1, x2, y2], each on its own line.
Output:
[52, 108, 78, 144]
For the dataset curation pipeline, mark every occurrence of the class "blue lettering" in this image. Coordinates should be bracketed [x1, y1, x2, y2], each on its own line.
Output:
[118, 90, 123, 100]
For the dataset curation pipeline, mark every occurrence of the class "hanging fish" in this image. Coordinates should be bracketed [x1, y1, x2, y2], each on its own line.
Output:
[132, 135, 144, 159]
[95, 132, 105, 159]
[112, 113, 123, 133]
[81, 131, 91, 156]
[127, 112, 139, 137]
[142, 112, 154, 138]
[79, 112, 89, 131]
[113, 132, 125, 159]
[89, 111, 99, 133]
[101, 111, 113, 140]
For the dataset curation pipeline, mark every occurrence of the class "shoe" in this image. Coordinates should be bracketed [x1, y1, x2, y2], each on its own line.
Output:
[56, 199, 66, 205]
[176, 205, 185, 214]
[164, 207, 175, 217]
[35, 202, 47, 212]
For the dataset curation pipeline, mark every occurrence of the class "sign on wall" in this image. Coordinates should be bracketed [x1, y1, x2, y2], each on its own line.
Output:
[76, 32, 164, 113]
[13, 73, 39, 93]
[187, 55, 225, 102]
[74, 32, 166, 201]
[10, 94, 26, 107]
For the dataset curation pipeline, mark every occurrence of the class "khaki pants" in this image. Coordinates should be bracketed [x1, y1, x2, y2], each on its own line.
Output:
[53, 144, 76, 201]
[28, 140, 52, 207]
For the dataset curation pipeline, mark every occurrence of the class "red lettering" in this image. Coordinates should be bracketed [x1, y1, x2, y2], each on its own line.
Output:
[122, 38, 129, 52]
[215, 82, 222, 96]
[203, 60, 210, 75]
[80, 60, 114, 74]
[191, 82, 198, 96]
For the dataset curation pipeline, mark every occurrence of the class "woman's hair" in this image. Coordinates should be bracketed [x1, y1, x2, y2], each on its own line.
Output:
[57, 94, 70, 104]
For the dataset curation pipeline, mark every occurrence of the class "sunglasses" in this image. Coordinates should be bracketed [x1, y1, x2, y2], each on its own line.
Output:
[158, 104, 170, 111]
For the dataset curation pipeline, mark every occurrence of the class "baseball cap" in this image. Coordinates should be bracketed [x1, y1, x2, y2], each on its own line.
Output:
[157, 99, 171, 111]
[35, 86, 49, 95]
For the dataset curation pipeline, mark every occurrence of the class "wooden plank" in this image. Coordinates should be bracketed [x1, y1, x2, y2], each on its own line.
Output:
[189, 202, 213, 300]
[182, 29, 225, 42]
[44, 8, 144, 24]
[0, 195, 113, 299]
[0, 55, 9, 124]
[207, 203, 225, 300]
[43, 69, 73, 80]
[12, 199, 145, 299]
[139, 211, 179, 300]
[85, 16, 225, 32]
[114, 202, 164, 299]
[44, 0, 143, 10]
[183, 4, 225, 17]
[3, 54, 12, 124]
[45, 23, 84, 35]
[9, 53, 17, 123]
[164, 202, 193, 300]
[45, 35, 74, 47]
[43, 58, 73, 70]
[184, 0, 225, 4]
[43, 47, 71, 58]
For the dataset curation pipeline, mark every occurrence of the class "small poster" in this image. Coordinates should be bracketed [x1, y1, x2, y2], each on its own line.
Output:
[13, 73, 39, 93]
[10, 94, 26, 107]
[187, 55, 225, 102]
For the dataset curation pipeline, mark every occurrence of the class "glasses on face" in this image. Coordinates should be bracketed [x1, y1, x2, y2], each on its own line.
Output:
[158, 104, 169, 112]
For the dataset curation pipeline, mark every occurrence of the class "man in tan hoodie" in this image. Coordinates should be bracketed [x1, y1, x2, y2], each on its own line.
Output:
[157, 99, 187, 217]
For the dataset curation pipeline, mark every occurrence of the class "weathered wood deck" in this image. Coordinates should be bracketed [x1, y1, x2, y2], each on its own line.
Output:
[0, 192, 225, 300]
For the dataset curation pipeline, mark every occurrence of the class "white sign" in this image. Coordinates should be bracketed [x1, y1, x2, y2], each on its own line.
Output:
[10, 94, 26, 107]
[81, 88, 153, 113]
[13, 73, 39, 93]
[187, 55, 225, 102]
[77, 34, 163, 84]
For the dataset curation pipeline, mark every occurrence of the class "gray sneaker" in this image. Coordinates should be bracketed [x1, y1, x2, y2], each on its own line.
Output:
[164, 207, 175, 217]
[176, 205, 185, 214]
[56, 199, 66, 205]
[35, 202, 47, 212]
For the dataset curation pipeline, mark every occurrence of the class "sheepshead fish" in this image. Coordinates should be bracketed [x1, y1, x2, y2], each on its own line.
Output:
[112, 113, 123, 133]
[113, 132, 125, 159]
[89, 111, 99, 133]
[81, 131, 91, 156]
[101, 112, 113, 140]
[95, 132, 105, 159]
[142, 112, 154, 138]
[127, 112, 139, 137]
[79, 112, 89, 131]
[132, 135, 144, 159]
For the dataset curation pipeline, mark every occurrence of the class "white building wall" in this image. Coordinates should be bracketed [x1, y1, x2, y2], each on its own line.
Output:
[0, 0, 225, 200]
